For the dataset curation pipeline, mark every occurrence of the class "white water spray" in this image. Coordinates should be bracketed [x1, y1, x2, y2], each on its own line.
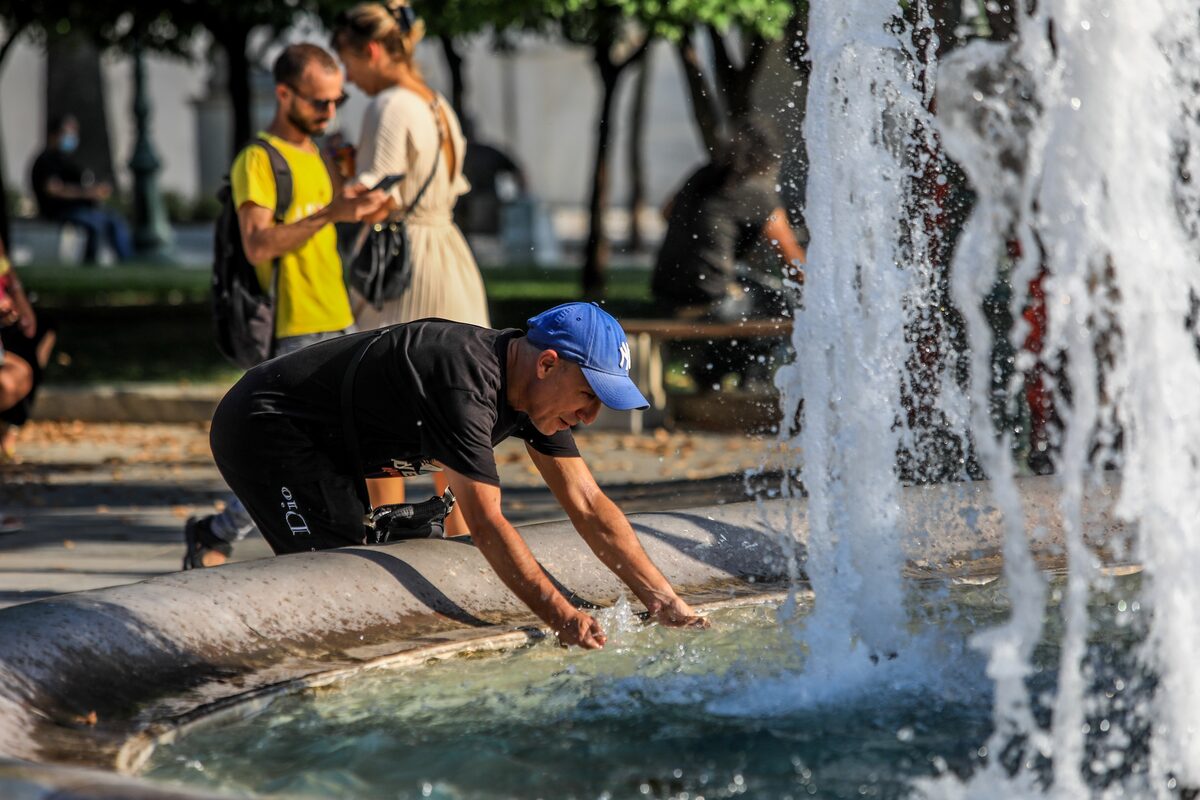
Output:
[777, 0, 933, 665]
[791, 0, 1200, 794]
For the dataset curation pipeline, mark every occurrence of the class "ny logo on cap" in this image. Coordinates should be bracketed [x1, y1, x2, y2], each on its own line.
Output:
[619, 341, 631, 372]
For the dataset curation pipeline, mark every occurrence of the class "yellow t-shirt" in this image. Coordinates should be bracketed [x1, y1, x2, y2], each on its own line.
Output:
[230, 133, 354, 339]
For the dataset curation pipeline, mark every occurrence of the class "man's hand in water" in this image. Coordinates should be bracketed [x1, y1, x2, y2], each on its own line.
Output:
[554, 608, 607, 649]
[647, 596, 710, 629]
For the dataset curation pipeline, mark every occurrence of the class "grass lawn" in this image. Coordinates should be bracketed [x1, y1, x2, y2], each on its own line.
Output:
[17, 263, 652, 307]
[17, 263, 654, 384]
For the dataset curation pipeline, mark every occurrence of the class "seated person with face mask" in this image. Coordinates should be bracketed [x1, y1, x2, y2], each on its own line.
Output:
[30, 114, 133, 264]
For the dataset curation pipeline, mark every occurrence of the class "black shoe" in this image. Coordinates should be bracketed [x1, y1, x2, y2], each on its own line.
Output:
[182, 515, 233, 570]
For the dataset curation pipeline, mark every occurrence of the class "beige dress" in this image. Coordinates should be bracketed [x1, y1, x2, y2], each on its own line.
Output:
[352, 86, 490, 329]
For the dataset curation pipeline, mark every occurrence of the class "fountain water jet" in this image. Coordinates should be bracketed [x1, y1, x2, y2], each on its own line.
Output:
[795, 0, 1200, 794]
[778, 0, 938, 668]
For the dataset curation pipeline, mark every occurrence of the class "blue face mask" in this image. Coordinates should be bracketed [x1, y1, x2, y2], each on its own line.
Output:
[59, 132, 79, 153]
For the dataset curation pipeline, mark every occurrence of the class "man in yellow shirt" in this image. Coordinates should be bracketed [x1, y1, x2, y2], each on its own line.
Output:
[232, 42, 384, 352]
[185, 43, 386, 567]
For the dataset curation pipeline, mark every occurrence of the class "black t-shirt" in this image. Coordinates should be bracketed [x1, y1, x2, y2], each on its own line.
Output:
[211, 320, 579, 486]
[30, 149, 90, 219]
[652, 164, 779, 305]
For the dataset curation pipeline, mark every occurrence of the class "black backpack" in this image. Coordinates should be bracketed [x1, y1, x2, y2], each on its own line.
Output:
[211, 138, 292, 369]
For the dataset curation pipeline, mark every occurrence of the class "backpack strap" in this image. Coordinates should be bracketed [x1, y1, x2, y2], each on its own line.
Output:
[251, 137, 292, 354]
[254, 138, 293, 224]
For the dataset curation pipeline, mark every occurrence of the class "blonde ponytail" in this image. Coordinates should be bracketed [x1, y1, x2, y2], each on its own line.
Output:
[332, 1, 425, 72]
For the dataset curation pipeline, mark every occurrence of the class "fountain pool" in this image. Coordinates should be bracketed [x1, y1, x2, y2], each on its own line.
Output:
[141, 574, 1146, 799]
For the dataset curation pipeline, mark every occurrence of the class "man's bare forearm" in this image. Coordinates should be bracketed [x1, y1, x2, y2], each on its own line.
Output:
[471, 518, 577, 625]
[243, 207, 335, 264]
[568, 493, 679, 611]
[46, 180, 100, 202]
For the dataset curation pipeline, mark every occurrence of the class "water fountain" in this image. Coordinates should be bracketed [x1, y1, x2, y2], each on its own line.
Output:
[783, 0, 1200, 794]
[1, 1, 1197, 797]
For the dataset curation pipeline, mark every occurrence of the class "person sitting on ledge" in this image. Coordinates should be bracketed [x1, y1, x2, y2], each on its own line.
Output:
[651, 115, 807, 392]
[30, 114, 134, 264]
[183, 302, 708, 648]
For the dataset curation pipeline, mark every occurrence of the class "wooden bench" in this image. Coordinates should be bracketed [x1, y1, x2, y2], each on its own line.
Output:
[620, 318, 794, 432]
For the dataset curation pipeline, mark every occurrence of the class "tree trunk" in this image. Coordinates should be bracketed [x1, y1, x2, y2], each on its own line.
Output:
[707, 26, 769, 120]
[626, 47, 652, 254]
[47, 35, 116, 184]
[675, 34, 723, 153]
[731, 34, 769, 117]
[582, 59, 622, 299]
[221, 26, 253, 158]
[439, 35, 467, 120]
[706, 25, 737, 106]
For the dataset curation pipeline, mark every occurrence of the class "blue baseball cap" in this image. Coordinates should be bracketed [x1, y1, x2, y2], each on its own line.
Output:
[526, 302, 649, 411]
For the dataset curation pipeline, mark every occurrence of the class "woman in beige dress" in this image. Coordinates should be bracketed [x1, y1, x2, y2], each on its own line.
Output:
[333, 1, 489, 528]
[333, 0, 489, 331]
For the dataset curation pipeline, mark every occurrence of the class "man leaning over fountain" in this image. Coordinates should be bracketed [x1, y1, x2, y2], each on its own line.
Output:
[186, 302, 709, 648]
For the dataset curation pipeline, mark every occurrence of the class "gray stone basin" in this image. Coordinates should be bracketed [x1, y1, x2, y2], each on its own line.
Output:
[0, 476, 1131, 797]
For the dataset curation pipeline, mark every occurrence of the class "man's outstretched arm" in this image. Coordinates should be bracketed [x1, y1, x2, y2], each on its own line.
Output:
[526, 445, 708, 628]
[441, 464, 607, 649]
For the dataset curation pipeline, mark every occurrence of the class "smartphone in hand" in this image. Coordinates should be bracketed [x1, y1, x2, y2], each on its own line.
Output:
[371, 174, 406, 192]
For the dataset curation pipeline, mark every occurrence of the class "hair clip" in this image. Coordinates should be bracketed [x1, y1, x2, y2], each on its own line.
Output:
[392, 5, 416, 32]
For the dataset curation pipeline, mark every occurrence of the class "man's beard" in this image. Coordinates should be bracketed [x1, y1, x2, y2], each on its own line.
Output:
[287, 109, 329, 137]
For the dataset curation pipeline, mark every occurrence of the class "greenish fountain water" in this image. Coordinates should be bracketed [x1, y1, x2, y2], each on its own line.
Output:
[142, 574, 1147, 799]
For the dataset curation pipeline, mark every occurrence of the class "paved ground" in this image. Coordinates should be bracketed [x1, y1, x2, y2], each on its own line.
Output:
[0, 421, 795, 609]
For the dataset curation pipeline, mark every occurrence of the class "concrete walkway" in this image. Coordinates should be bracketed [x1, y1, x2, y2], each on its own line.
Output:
[0, 420, 793, 609]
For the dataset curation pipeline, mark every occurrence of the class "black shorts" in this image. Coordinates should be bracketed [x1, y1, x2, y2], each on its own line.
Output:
[209, 389, 369, 555]
[214, 463, 368, 555]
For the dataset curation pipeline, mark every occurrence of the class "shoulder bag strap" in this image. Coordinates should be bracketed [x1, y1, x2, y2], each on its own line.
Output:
[341, 330, 388, 510]
[396, 100, 444, 222]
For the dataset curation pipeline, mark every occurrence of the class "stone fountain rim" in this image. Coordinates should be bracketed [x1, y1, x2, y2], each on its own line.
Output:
[0, 479, 1133, 799]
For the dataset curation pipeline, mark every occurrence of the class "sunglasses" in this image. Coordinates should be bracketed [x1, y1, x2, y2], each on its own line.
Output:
[287, 85, 350, 111]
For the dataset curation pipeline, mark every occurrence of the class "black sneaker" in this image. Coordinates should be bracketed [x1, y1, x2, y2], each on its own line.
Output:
[182, 515, 233, 570]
